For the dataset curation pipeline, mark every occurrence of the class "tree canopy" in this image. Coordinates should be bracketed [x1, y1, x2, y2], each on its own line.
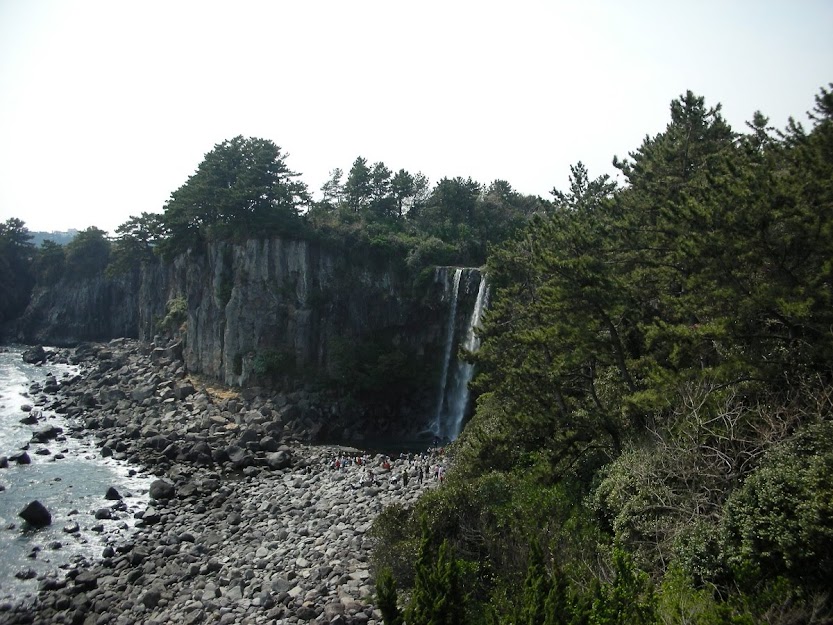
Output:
[0, 218, 35, 324]
[158, 136, 310, 257]
[375, 84, 833, 624]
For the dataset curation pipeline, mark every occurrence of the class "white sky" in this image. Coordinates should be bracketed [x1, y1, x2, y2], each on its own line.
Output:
[1, 0, 831, 234]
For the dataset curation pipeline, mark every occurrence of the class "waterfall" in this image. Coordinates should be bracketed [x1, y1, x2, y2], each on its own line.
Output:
[431, 268, 489, 442]
[445, 275, 488, 440]
[432, 267, 463, 437]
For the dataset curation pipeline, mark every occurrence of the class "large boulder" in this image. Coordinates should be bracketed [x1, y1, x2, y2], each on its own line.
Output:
[173, 382, 195, 400]
[19, 500, 52, 527]
[266, 450, 292, 470]
[31, 424, 63, 443]
[10, 451, 31, 465]
[225, 444, 254, 469]
[22, 345, 46, 364]
[148, 479, 175, 501]
[165, 341, 184, 362]
[131, 385, 156, 402]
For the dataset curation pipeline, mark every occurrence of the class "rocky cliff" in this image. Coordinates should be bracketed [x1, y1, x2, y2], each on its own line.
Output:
[14, 269, 142, 346]
[139, 238, 443, 386]
[13, 237, 486, 437]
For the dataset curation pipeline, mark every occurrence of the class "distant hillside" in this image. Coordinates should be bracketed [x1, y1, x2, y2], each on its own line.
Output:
[29, 229, 78, 247]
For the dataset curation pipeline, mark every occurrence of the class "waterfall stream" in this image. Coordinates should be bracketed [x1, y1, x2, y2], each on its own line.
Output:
[445, 276, 489, 440]
[432, 268, 462, 438]
[431, 268, 489, 442]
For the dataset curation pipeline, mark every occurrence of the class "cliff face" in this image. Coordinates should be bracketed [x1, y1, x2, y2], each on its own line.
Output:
[139, 239, 432, 386]
[14, 237, 485, 436]
[15, 270, 142, 346]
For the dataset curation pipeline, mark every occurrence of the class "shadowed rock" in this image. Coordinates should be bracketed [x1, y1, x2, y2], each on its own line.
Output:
[19, 500, 52, 527]
[22, 345, 46, 364]
[149, 479, 175, 500]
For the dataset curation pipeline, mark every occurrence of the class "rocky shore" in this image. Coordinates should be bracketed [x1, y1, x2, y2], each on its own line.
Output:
[2, 340, 442, 625]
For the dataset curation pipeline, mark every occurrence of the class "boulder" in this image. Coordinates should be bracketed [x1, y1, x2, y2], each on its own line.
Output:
[131, 385, 156, 402]
[149, 479, 176, 500]
[165, 341, 184, 361]
[174, 382, 195, 400]
[22, 345, 46, 364]
[31, 424, 63, 443]
[74, 571, 98, 591]
[11, 451, 31, 465]
[104, 486, 122, 500]
[225, 445, 254, 469]
[265, 450, 292, 470]
[259, 435, 279, 452]
[139, 506, 161, 524]
[237, 427, 262, 446]
[19, 500, 52, 527]
[15, 568, 37, 580]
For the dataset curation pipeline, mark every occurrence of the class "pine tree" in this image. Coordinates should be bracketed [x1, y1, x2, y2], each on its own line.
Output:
[406, 518, 466, 625]
[518, 542, 550, 625]
[376, 567, 403, 625]
[543, 563, 571, 625]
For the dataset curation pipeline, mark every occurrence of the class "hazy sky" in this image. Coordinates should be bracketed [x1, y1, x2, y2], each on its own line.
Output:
[1, 0, 831, 234]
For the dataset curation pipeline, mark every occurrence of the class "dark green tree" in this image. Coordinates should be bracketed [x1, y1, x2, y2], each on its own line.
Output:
[590, 549, 657, 625]
[64, 226, 111, 280]
[408, 171, 432, 218]
[0, 217, 35, 324]
[159, 136, 309, 257]
[472, 179, 541, 262]
[320, 167, 344, 207]
[722, 421, 833, 593]
[391, 168, 415, 217]
[406, 518, 466, 625]
[518, 542, 550, 625]
[376, 567, 404, 625]
[33, 239, 66, 285]
[344, 156, 372, 213]
[466, 163, 626, 478]
[369, 161, 394, 219]
[108, 211, 163, 275]
[543, 566, 571, 625]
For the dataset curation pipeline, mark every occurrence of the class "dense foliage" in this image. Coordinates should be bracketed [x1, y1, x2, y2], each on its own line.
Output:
[373, 85, 833, 623]
[157, 136, 311, 258]
[0, 218, 36, 325]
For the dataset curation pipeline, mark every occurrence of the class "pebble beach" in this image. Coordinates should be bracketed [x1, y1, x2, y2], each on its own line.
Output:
[0, 340, 441, 625]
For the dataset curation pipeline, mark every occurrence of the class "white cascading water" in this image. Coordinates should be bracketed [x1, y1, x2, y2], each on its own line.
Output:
[432, 267, 463, 438]
[445, 275, 489, 440]
[432, 268, 489, 442]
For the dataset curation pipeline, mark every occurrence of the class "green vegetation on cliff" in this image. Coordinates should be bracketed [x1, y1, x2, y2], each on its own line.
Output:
[373, 85, 833, 623]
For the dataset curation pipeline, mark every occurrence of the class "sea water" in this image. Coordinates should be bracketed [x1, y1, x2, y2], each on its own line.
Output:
[0, 347, 152, 607]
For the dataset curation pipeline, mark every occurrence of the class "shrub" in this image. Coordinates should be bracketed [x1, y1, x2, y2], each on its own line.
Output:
[375, 567, 403, 625]
[252, 349, 295, 377]
[159, 296, 187, 334]
[721, 421, 833, 593]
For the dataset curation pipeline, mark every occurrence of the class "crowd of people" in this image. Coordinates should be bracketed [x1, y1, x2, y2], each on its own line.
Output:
[326, 446, 447, 491]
